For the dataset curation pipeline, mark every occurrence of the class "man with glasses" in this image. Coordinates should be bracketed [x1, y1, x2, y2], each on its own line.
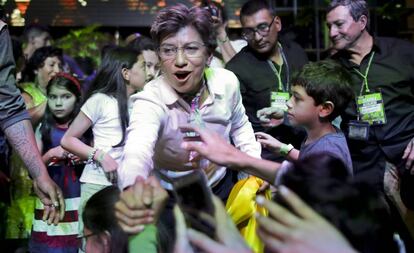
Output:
[226, 0, 308, 161]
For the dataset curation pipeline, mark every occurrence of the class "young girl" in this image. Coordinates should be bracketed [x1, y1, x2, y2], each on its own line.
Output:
[60, 46, 146, 235]
[29, 73, 85, 253]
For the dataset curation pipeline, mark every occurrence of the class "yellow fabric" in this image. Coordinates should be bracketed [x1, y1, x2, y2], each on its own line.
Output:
[20, 82, 47, 108]
[226, 176, 271, 253]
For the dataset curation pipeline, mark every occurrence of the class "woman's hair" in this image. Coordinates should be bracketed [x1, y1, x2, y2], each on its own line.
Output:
[84, 46, 141, 147]
[83, 186, 127, 253]
[39, 73, 82, 151]
[22, 46, 63, 82]
[150, 4, 216, 54]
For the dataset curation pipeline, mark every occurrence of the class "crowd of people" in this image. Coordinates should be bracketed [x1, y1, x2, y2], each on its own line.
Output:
[1, 0, 414, 252]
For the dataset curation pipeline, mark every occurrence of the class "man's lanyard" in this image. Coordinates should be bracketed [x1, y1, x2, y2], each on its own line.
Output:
[267, 43, 289, 92]
[354, 51, 375, 95]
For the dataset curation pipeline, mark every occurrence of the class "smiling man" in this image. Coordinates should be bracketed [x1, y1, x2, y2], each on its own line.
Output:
[326, 0, 414, 246]
[327, 0, 414, 191]
[226, 0, 308, 162]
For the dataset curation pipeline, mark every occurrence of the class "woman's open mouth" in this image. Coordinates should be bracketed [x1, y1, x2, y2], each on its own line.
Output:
[174, 71, 191, 81]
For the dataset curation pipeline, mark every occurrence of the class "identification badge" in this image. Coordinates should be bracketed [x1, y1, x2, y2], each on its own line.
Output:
[356, 92, 386, 125]
[270, 91, 289, 111]
[348, 120, 370, 140]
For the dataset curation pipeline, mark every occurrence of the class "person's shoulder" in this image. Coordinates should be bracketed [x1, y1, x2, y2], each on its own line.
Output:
[207, 67, 238, 85]
[207, 67, 237, 78]
[281, 39, 305, 50]
[130, 77, 168, 107]
[279, 37, 309, 65]
[19, 81, 35, 91]
[138, 77, 164, 97]
[376, 36, 414, 52]
[316, 129, 347, 150]
[89, 92, 112, 101]
[226, 46, 252, 68]
[0, 20, 6, 32]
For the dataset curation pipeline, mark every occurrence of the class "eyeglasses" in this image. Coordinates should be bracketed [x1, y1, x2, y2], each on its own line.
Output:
[158, 42, 206, 60]
[242, 17, 276, 40]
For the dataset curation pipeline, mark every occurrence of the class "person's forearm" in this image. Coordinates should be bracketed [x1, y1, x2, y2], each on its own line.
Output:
[218, 40, 237, 63]
[60, 135, 93, 160]
[4, 119, 47, 179]
[287, 148, 299, 161]
[216, 27, 237, 63]
[229, 150, 280, 183]
[42, 150, 56, 165]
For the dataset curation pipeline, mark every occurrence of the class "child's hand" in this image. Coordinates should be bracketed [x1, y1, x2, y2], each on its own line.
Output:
[95, 150, 118, 184]
[67, 153, 81, 164]
[47, 146, 68, 162]
[255, 132, 284, 154]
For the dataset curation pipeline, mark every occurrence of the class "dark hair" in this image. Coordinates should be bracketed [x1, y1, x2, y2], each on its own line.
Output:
[100, 44, 117, 61]
[127, 35, 156, 52]
[85, 46, 140, 147]
[327, 0, 370, 30]
[83, 186, 127, 253]
[291, 59, 354, 121]
[22, 23, 50, 43]
[150, 4, 216, 54]
[240, 0, 276, 19]
[23, 46, 63, 82]
[40, 73, 82, 151]
[279, 153, 398, 253]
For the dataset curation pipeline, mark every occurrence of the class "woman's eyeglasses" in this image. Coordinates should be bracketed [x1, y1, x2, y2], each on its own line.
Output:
[242, 17, 276, 40]
[158, 42, 206, 60]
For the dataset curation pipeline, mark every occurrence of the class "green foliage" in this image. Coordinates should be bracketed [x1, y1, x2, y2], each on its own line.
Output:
[54, 25, 113, 67]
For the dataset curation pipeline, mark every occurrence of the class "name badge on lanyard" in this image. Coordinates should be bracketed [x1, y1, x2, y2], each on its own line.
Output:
[268, 48, 290, 111]
[356, 91, 386, 125]
[347, 51, 386, 140]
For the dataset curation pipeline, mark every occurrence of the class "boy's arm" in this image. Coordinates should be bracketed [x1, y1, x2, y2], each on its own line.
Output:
[255, 131, 300, 161]
[286, 148, 300, 161]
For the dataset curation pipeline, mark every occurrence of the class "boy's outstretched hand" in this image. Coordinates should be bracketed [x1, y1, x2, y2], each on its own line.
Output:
[255, 132, 284, 154]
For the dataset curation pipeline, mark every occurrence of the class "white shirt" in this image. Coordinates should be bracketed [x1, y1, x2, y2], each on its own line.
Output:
[120, 67, 261, 189]
[80, 93, 124, 186]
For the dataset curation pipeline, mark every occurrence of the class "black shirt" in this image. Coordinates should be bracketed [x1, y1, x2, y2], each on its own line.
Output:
[226, 39, 308, 161]
[226, 39, 308, 133]
[333, 37, 414, 185]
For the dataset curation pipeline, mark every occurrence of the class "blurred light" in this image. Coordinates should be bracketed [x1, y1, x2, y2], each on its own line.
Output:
[11, 8, 25, 26]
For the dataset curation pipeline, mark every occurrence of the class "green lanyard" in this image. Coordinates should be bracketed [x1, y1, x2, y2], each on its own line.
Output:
[267, 43, 285, 92]
[354, 51, 375, 95]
